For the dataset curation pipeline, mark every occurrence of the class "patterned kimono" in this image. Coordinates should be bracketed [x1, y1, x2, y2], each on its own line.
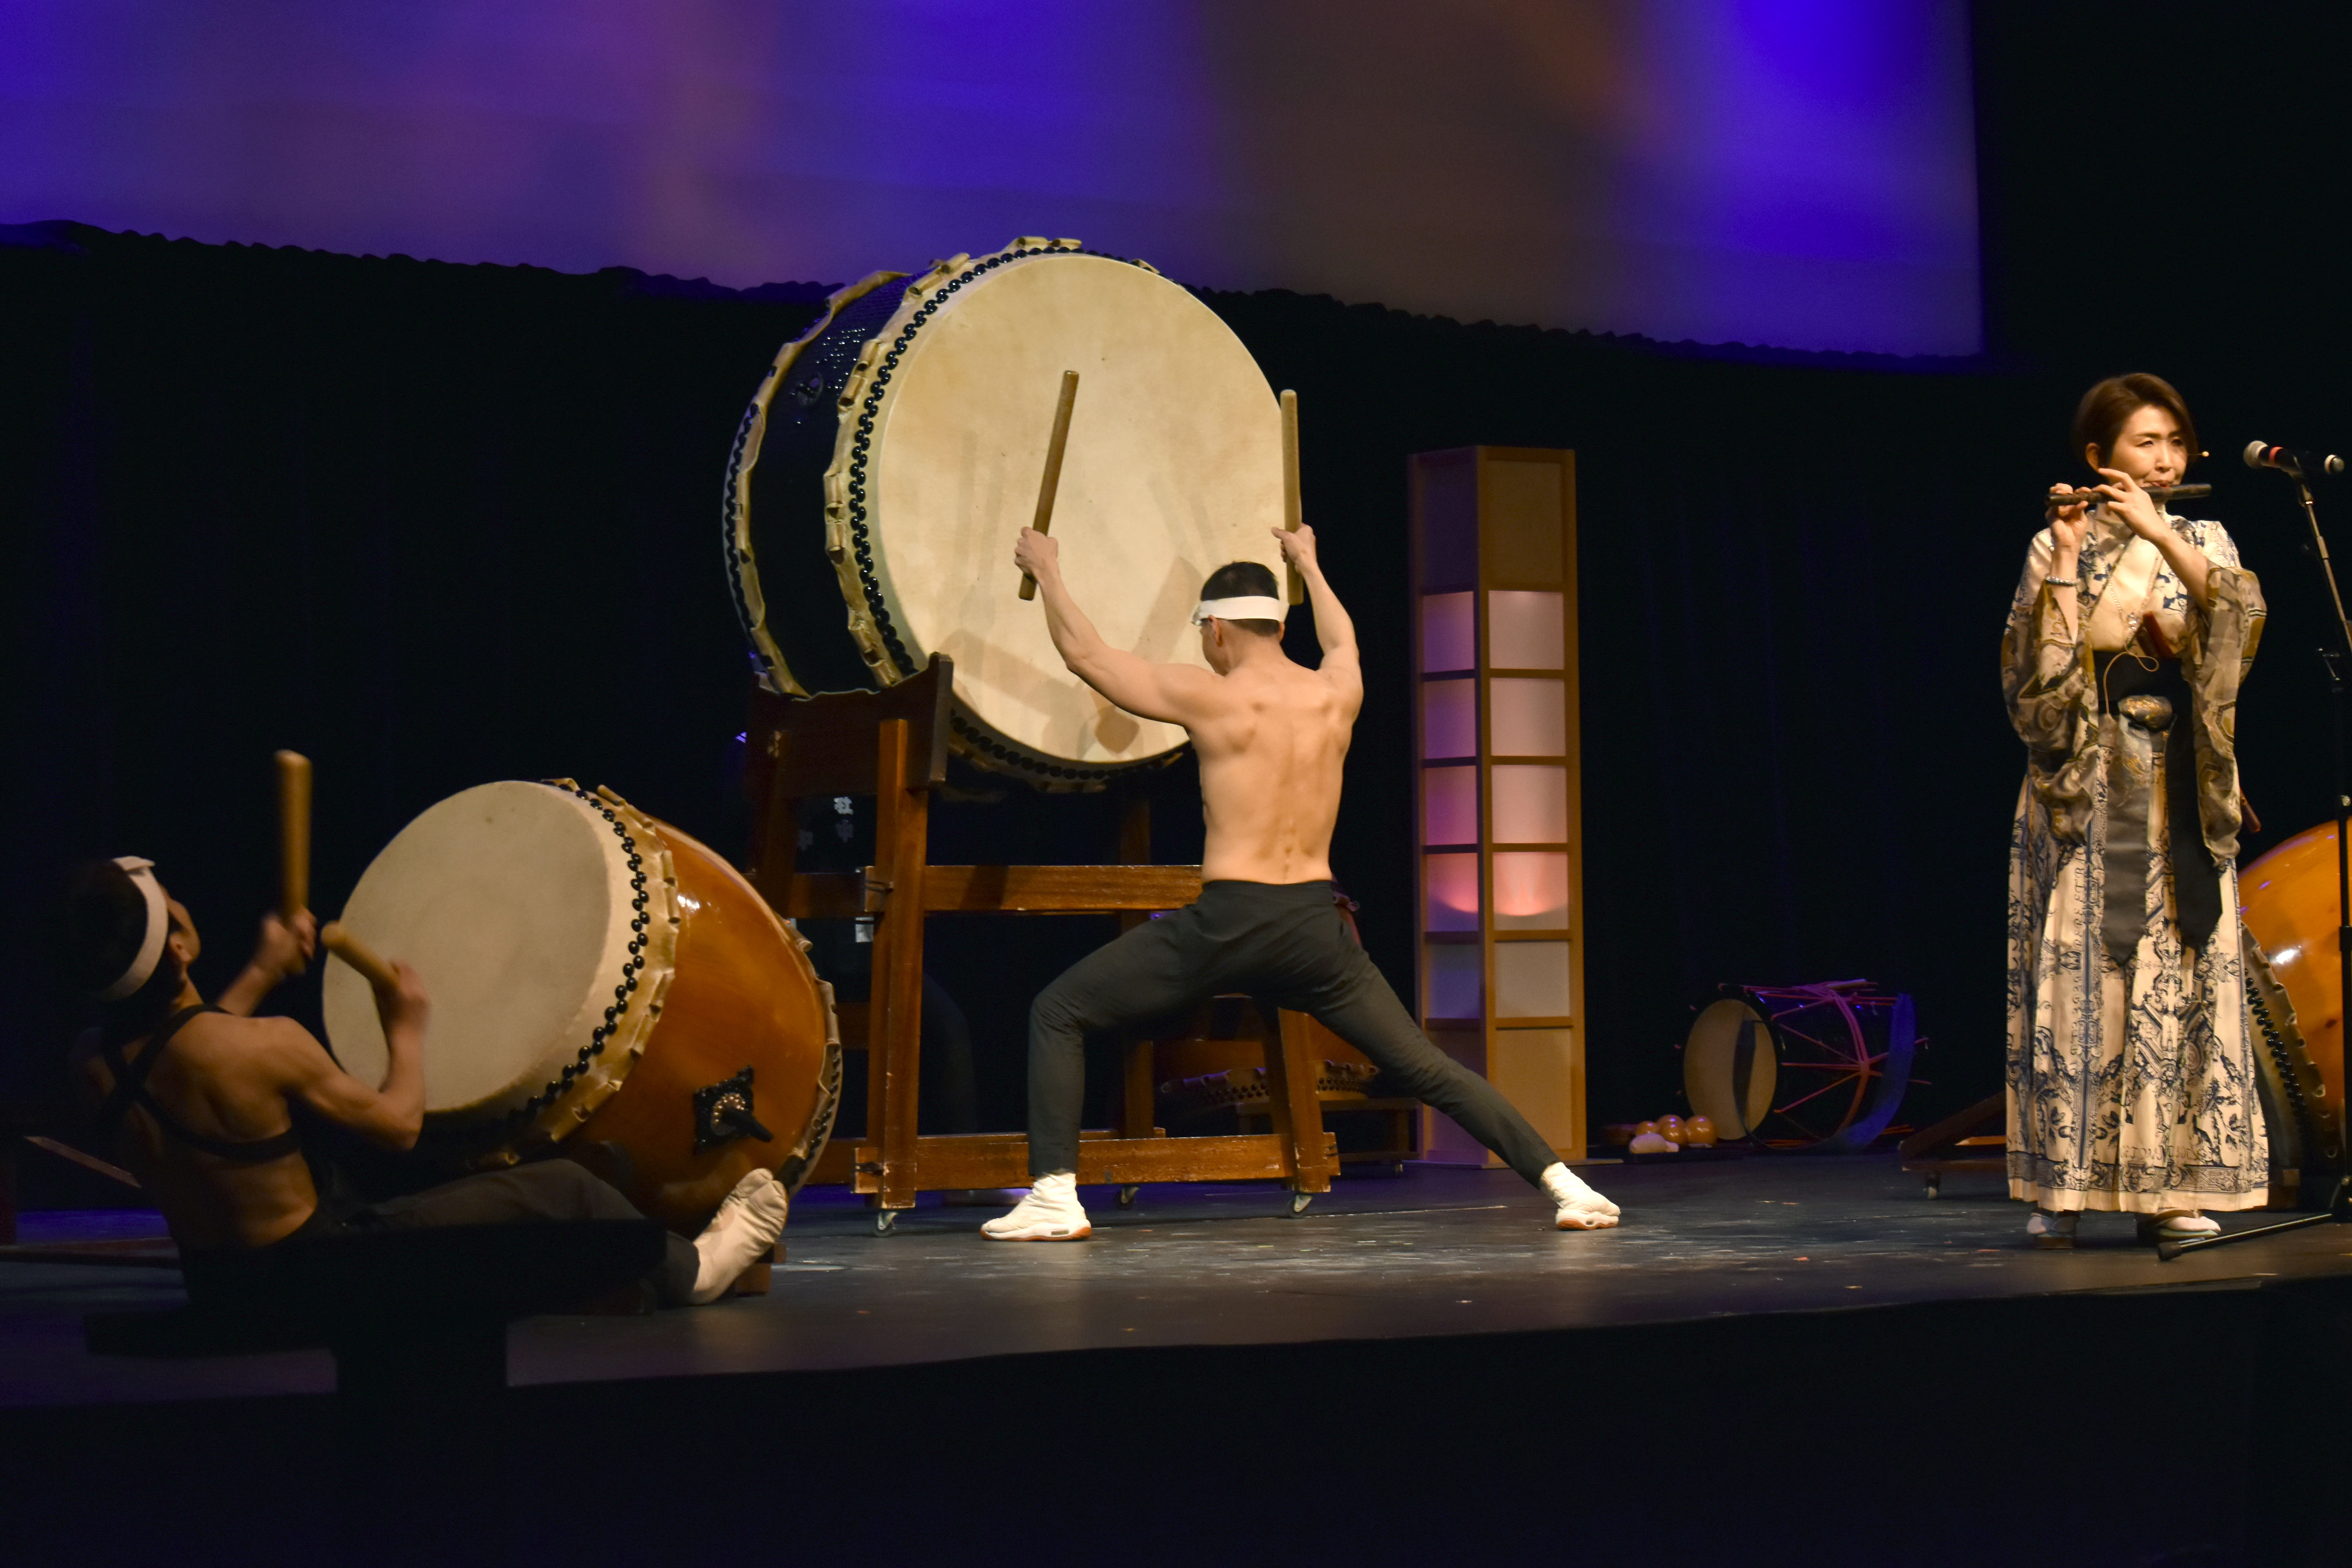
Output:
[2002, 507, 2270, 1213]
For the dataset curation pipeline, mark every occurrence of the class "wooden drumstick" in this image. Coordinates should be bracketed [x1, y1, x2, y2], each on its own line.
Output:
[320, 922, 400, 993]
[1280, 390, 1304, 606]
[1018, 369, 1082, 601]
[274, 750, 312, 921]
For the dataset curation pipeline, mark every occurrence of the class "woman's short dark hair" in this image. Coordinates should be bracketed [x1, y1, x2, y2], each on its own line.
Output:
[61, 860, 151, 996]
[2072, 374, 2200, 468]
[58, 859, 184, 1028]
[1199, 561, 1282, 637]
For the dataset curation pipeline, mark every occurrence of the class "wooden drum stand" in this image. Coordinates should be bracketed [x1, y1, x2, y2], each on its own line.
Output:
[744, 657, 1338, 1233]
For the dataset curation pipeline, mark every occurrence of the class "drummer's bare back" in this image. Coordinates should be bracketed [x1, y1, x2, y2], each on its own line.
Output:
[1013, 524, 1362, 886]
[69, 905, 428, 1252]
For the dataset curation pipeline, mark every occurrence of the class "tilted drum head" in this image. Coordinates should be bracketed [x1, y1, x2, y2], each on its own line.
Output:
[325, 782, 661, 1136]
[728, 240, 1289, 787]
[1682, 996, 1779, 1140]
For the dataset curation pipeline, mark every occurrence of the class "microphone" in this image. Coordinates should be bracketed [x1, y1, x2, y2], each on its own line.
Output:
[2243, 440, 2347, 478]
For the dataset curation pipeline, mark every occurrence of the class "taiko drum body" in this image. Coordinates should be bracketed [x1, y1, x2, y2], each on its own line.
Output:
[324, 780, 840, 1230]
[2238, 822, 2347, 1171]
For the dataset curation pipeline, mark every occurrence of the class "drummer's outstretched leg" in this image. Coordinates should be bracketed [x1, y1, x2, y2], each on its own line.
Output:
[985, 915, 1200, 1242]
[1292, 942, 1620, 1230]
[356, 1159, 788, 1304]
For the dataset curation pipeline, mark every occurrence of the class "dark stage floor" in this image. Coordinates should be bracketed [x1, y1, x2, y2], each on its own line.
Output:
[5, 1151, 2348, 1411]
[11, 1153, 2352, 1565]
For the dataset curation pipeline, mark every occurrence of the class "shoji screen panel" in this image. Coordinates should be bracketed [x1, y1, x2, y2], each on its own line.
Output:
[1408, 447, 1584, 1163]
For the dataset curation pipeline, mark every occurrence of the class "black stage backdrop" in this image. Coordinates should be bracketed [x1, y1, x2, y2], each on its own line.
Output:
[0, 227, 2031, 1139]
[1970, 0, 2352, 922]
[5, 2, 2346, 1141]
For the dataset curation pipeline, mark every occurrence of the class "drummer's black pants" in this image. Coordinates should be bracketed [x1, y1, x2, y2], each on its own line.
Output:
[189, 1162, 701, 1310]
[1026, 879, 1561, 1184]
[347, 1163, 701, 1306]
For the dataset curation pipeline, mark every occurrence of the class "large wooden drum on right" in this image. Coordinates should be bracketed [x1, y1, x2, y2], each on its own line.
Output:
[2239, 822, 2348, 1172]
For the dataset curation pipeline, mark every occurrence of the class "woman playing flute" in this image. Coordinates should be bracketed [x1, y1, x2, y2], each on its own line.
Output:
[2004, 374, 2269, 1246]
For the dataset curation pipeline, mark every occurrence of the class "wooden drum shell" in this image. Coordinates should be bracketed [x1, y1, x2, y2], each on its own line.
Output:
[574, 818, 840, 1231]
[2238, 822, 2348, 1156]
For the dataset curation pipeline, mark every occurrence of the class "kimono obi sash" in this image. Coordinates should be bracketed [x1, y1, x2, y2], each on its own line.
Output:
[2097, 648, 2186, 717]
[2093, 648, 2221, 952]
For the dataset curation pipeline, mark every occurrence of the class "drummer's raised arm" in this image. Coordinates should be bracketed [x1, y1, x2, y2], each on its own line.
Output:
[1278, 526, 1361, 711]
[272, 964, 430, 1149]
[1014, 527, 1216, 726]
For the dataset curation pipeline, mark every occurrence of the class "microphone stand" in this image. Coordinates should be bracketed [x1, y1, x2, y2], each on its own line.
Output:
[2163, 471, 2352, 1260]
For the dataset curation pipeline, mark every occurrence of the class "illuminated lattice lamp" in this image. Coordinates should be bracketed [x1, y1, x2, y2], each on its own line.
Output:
[1408, 447, 1585, 1164]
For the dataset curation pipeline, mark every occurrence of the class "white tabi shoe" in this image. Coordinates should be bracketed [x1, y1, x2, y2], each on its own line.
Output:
[688, 1167, 790, 1304]
[2027, 1209, 2078, 1249]
[2136, 1210, 2221, 1246]
[1541, 1162, 1621, 1230]
[980, 1171, 1091, 1241]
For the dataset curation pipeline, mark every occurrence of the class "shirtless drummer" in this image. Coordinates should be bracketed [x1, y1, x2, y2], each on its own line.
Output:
[56, 858, 788, 1307]
[989, 524, 1620, 1240]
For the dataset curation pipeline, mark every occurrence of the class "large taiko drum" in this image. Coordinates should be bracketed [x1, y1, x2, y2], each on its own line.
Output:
[323, 780, 841, 1230]
[2237, 823, 2346, 1177]
[724, 237, 1289, 788]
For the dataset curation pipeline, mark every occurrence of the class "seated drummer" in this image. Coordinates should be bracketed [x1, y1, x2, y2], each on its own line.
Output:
[55, 857, 787, 1307]
[990, 525, 1620, 1240]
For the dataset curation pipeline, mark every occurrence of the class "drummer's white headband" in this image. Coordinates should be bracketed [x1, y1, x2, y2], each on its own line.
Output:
[1191, 596, 1288, 626]
[98, 857, 170, 1001]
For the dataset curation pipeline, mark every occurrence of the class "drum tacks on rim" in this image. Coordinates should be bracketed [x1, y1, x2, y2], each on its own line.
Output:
[725, 237, 1290, 789]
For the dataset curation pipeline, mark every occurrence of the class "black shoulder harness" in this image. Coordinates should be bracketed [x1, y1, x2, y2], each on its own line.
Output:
[89, 1005, 304, 1165]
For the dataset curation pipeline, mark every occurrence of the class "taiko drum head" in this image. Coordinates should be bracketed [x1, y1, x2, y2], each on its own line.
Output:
[1682, 996, 1779, 1140]
[727, 239, 1289, 788]
[324, 781, 671, 1138]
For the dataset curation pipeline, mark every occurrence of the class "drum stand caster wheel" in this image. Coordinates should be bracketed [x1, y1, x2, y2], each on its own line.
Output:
[873, 1209, 899, 1236]
[1117, 1186, 1140, 1209]
[1286, 1191, 1314, 1217]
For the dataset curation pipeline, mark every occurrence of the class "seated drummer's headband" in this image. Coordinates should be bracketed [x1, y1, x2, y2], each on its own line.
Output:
[1190, 596, 1288, 627]
[99, 857, 170, 1001]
